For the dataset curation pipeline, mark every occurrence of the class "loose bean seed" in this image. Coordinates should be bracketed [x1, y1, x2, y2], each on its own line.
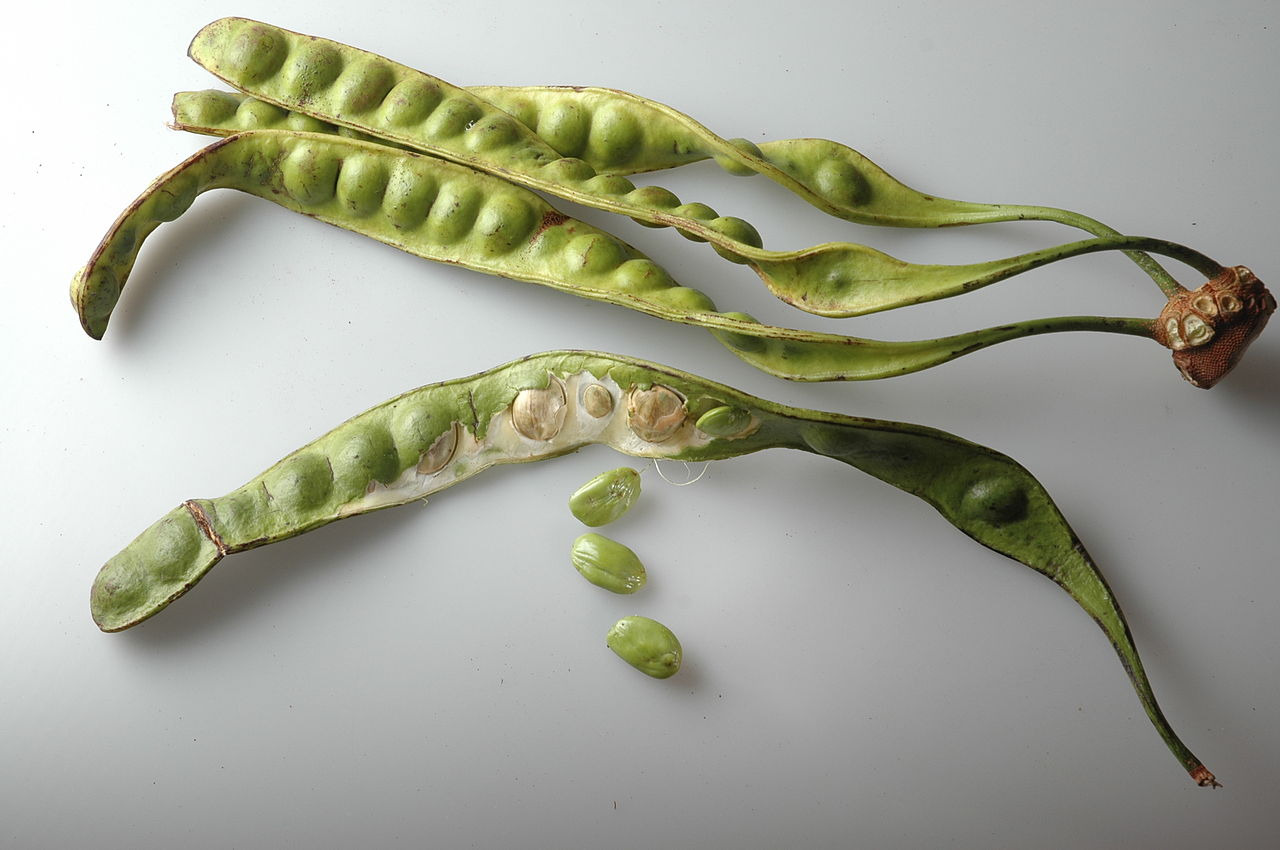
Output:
[569, 467, 641, 526]
[570, 533, 647, 593]
[607, 616, 681, 678]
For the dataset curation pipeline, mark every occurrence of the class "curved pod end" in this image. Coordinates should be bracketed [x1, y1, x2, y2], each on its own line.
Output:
[70, 264, 119, 340]
[1190, 765, 1222, 788]
[90, 504, 223, 632]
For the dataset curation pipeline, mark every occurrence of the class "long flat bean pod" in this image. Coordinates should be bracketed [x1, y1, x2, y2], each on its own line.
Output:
[185, 19, 1229, 318]
[467, 84, 1182, 293]
[169, 94, 1221, 320]
[76, 129, 1234, 384]
[88, 350, 1218, 787]
[167, 84, 1189, 295]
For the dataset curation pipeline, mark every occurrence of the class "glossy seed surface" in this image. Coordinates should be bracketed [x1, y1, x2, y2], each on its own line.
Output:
[569, 467, 641, 526]
[606, 615, 682, 678]
[570, 533, 647, 594]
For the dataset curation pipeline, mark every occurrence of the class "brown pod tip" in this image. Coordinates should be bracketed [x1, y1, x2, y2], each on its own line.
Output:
[1152, 266, 1275, 388]
[1190, 764, 1222, 788]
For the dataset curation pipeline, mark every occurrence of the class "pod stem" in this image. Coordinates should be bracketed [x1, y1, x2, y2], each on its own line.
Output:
[1058, 550, 1220, 787]
[1012, 205, 1199, 297]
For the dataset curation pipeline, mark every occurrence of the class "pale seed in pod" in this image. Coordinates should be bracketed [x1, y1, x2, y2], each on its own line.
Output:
[695, 405, 753, 438]
[512, 376, 567, 441]
[416, 423, 460, 474]
[581, 383, 614, 418]
[627, 385, 686, 443]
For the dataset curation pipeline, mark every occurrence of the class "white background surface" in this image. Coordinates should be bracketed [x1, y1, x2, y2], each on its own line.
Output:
[3, 1, 1278, 847]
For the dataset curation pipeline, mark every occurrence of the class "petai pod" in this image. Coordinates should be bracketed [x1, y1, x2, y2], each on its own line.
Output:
[74, 129, 1250, 385]
[465, 84, 1182, 292]
[167, 85, 1182, 294]
[172, 93, 1223, 320]
[184, 18, 1237, 318]
[88, 350, 1216, 785]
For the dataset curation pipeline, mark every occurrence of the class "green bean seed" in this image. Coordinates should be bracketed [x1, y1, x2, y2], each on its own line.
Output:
[695, 405, 753, 438]
[607, 615, 681, 678]
[569, 467, 641, 526]
[570, 533, 647, 593]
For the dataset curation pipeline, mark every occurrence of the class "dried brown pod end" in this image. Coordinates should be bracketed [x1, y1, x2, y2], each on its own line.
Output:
[1152, 266, 1275, 388]
[1190, 765, 1222, 788]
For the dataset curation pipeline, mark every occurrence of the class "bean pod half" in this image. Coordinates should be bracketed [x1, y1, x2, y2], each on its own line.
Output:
[88, 350, 1217, 786]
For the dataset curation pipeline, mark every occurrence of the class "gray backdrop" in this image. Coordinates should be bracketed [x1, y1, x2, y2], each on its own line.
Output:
[3, 1, 1277, 847]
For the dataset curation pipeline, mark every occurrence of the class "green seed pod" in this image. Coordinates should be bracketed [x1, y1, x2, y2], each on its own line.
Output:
[570, 533, 646, 594]
[606, 615, 682, 679]
[568, 467, 642, 526]
[85, 350, 1222, 784]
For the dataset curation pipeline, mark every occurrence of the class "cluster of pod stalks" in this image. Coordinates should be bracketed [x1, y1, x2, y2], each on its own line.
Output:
[72, 17, 1273, 385]
[74, 17, 1272, 789]
[90, 351, 1218, 785]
